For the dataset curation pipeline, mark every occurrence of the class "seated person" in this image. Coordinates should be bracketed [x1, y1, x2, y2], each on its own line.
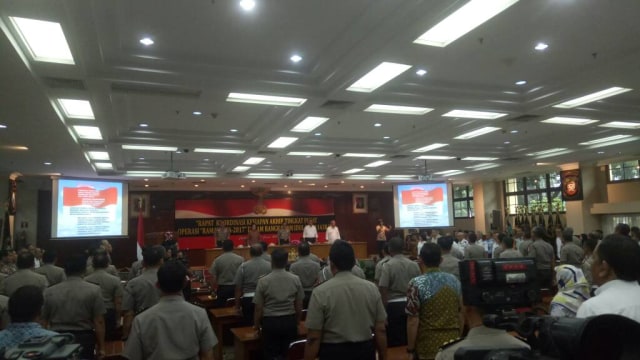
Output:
[550, 265, 590, 317]
[0, 286, 58, 349]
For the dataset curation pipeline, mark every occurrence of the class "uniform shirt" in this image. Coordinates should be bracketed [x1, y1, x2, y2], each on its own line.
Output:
[277, 228, 291, 241]
[123, 268, 161, 314]
[261, 254, 271, 263]
[378, 255, 421, 300]
[560, 242, 584, 267]
[123, 295, 217, 360]
[435, 326, 530, 360]
[43, 277, 105, 331]
[215, 227, 230, 243]
[439, 254, 461, 280]
[209, 251, 244, 286]
[86, 264, 119, 277]
[528, 239, 555, 270]
[1, 269, 48, 297]
[306, 271, 386, 343]
[234, 258, 271, 295]
[519, 239, 533, 256]
[84, 269, 124, 310]
[35, 264, 66, 286]
[464, 244, 486, 260]
[128, 260, 143, 281]
[325, 226, 341, 244]
[318, 265, 365, 284]
[290, 256, 321, 291]
[493, 245, 505, 259]
[0, 323, 58, 349]
[450, 243, 464, 260]
[254, 269, 304, 317]
[303, 225, 318, 239]
[374, 256, 391, 284]
[499, 249, 523, 259]
[576, 279, 640, 322]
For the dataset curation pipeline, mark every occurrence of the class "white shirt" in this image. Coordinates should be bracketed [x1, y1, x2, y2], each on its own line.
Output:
[325, 226, 341, 244]
[417, 240, 426, 255]
[577, 279, 640, 323]
[303, 225, 317, 239]
[555, 237, 563, 258]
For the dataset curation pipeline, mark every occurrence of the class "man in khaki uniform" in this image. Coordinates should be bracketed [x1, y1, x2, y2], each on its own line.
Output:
[464, 233, 486, 260]
[209, 240, 243, 307]
[234, 244, 271, 325]
[254, 249, 304, 359]
[85, 250, 123, 338]
[518, 230, 533, 256]
[35, 249, 66, 286]
[374, 244, 391, 285]
[379, 237, 420, 347]
[528, 227, 556, 288]
[560, 227, 584, 266]
[1, 251, 48, 297]
[499, 237, 523, 259]
[304, 240, 387, 360]
[289, 242, 320, 308]
[438, 236, 461, 280]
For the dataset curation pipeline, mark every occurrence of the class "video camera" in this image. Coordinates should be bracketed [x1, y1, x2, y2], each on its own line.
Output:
[2, 334, 81, 360]
[454, 259, 640, 360]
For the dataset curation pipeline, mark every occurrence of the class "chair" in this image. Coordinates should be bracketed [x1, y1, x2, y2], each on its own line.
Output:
[226, 297, 236, 307]
[287, 339, 306, 360]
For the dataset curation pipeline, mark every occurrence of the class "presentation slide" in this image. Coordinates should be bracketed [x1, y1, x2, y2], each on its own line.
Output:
[393, 183, 454, 228]
[52, 178, 128, 238]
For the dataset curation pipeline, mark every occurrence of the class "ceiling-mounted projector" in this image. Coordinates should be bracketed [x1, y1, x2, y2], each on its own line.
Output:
[162, 170, 186, 180]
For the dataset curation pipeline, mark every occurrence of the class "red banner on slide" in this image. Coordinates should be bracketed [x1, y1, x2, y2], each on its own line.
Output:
[401, 187, 443, 205]
[63, 186, 118, 208]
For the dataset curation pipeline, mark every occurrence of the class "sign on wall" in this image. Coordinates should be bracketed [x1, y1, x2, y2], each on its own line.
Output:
[561, 169, 584, 201]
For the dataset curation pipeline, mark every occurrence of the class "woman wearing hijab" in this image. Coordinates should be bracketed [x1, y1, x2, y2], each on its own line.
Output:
[550, 264, 590, 317]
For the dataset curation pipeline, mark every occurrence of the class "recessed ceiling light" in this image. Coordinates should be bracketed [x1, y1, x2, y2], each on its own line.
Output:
[243, 157, 265, 165]
[364, 104, 433, 115]
[58, 99, 94, 119]
[203, 158, 210, 161]
[454, 127, 501, 140]
[241, 185, 245, 188]
[138, 157, 145, 160]
[360, 185, 365, 189]
[290, 54, 302, 63]
[578, 135, 633, 146]
[462, 157, 499, 161]
[414, 155, 456, 160]
[374, 123, 382, 127]
[515, 80, 527, 85]
[510, 130, 518, 134]
[597, 151, 605, 154]
[239, 0, 256, 11]
[383, 136, 390, 139]
[73, 126, 103, 140]
[144, 184, 150, 188]
[553, 87, 633, 109]
[504, 141, 511, 144]
[43, 162, 52, 166]
[9, 17, 75, 64]
[143, 178, 149, 182]
[534, 42, 548, 51]
[599, 121, 640, 129]
[324, 185, 328, 188]
[413, 0, 519, 47]
[94, 162, 113, 170]
[314, 133, 322, 136]
[87, 151, 110, 161]
[192, 111, 202, 116]
[343, 153, 385, 158]
[526, 148, 568, 156]
[291, 116, 329, 132]
[194, 184, 199, 188]
[193, 148, 246, 154]
[122, 145, 179, 151]
[443, 110, 507, 119]
[287, 152, 333, 156]
[541, 117, 599, 126]
[0, 124, 6, 129]
[230, 129, 239, 133]
[365, 160, 391, 168]
[267, 137, 298, 148]
[346, 62, 412, 93]
[411, 143, 448, 153]
[139, 37, 154, 46]
[226, 92, 307, 107]
[139, 123, 149, 128]
[416, 69, 427, 76]
[342, 168, 365, 174]
[232, 166, 251, 172]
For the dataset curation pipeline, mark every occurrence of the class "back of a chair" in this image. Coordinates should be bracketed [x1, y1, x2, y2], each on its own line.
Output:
[287, 339, 307, 360]
[225, 297, 236, 307]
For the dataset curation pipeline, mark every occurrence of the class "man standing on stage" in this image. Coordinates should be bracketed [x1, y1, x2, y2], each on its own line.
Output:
[303, 219, 318, 243]
[376, 219, 391, 257]
[215, 222, 230, 248]
[325, 220, 341, 244]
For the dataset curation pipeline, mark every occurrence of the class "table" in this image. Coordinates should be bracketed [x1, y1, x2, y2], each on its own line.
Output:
[204, 242, 368, 265]
[209, 307, 242, 360]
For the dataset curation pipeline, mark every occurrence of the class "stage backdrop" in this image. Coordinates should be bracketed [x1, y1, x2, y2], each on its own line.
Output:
[175, 198, 334, 249]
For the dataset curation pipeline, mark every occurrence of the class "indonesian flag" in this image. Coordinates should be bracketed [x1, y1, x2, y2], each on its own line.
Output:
[136, 198, 145, 260]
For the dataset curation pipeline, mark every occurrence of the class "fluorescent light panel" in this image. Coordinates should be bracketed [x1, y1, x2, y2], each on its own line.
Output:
[122, 145, 178, 152]
[287, 152, 333, 156]
[412, 143, 448, 153]
[462, 157, 498, 161]
[87, 151, 109, 161]
[247, 173, 282, 179]
[466, 163, 500, 170]
[94, 162, 113, 170]
[583, 136, 639, 149]
[58, 99, 94, 119]
[126, 171, 164, 177]
[541, 117, 599, 126]
[364, 104, 433, 115]
[413, 0, 519, 47]
[342, 168, 364, 174]
[267, 137, 298, 148]
[599, 121, 640, 129]
[73, 126, 102, 140]
[243, 157, 265, 165]
[291, 117, 329, 132]
[9, 17, 74, 64]
[454, 127, 501, 140]
[443, 110, 507, 119]
[193, 148, 245, 154]
[226, 92, 307, 107]
[553, 87, 633, 109]
[414, 155, 455, 160]
[343, 153, 385, 158]
[578, 135, 632, 146]
[526, 148, 568, 156]
[347, 175, 380, 180]
[365, 160, 391, 168]
[232, 166, 251, 172]
[290, 174, 324, 179]
[184, 172, 217, 177]
[384, 175, 415, 180]
[346, 62, 412, 93]
[434, 170, 464, 175]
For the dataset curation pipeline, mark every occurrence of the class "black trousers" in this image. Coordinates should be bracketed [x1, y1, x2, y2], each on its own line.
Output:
[304, 237, 316, 244]
[104, 308, 118, 340]
[303, 290, 313, 309]
[261, 314, 298, 360]
[279, 238, 290, 245]
[377, 240, 386, 257]
[215, 284, 235, 308]
[241, 296, 255, 326]
[62, 329, 95, 360]
[386, 301, 408, 347]
[318, 340, 375, 360]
